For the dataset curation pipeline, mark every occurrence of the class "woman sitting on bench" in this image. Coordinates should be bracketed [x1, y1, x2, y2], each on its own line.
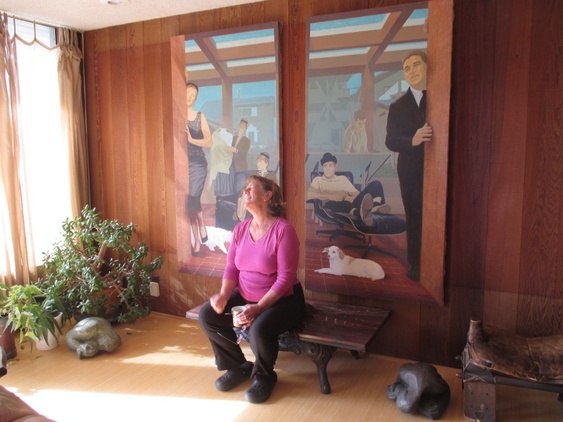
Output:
[199, 175, 307, 404]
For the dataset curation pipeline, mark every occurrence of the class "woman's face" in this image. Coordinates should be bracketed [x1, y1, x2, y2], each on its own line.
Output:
[243, 179, 271, 212]
[186, 86, 198, 108]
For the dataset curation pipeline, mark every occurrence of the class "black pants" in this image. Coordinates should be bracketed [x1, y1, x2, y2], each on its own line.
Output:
[397, 163, 423, 274]
[199, 284, 306, 378]
[324, 180, 386, 215]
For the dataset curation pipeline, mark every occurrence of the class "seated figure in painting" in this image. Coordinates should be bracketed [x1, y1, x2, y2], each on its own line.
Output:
[306, 152, 390, 226]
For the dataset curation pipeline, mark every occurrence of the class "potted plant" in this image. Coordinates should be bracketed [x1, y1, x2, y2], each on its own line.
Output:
[0, 313, 17, 359]
[0, 283, 61, 351]
[37, 205, 163, 324]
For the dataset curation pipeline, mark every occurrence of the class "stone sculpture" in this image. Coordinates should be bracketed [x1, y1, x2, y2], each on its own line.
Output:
[387, 362, 450, 420]
[66, 317, 121, 359]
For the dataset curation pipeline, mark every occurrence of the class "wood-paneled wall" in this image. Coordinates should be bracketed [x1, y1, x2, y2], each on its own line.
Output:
[83, 0, 563, 367]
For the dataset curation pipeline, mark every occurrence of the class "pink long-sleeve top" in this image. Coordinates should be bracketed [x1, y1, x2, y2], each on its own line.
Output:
[223, 217, 300, 302]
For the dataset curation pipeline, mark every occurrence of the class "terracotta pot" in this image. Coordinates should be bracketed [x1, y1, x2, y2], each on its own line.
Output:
[0, 317, 17, 360]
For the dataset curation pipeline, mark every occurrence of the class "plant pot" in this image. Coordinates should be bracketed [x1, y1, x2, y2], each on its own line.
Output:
[0, 317, 17, 359]
[74, 287, 121, 323]
[34, 313, 63, 351]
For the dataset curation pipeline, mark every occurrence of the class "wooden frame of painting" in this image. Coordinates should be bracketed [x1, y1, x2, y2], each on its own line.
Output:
[170, 22, 282, 277]
[304, 1, 453, 305]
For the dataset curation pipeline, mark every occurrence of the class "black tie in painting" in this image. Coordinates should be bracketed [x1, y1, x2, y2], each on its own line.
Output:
[420, 90, 426, 109]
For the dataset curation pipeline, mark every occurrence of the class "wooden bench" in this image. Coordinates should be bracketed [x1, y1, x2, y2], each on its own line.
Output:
[186, 300, 390, 394]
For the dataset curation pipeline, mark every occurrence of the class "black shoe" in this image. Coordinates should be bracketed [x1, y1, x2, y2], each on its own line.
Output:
[245, 372, 277, 403]
[360, 194, 374, 226]
[200, 227, 208, 244]
[372, 203, 391, 214]
[215, 361, 253, 392]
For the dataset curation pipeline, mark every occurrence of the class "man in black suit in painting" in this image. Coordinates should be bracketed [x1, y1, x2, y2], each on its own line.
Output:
[231, 118, 251, 172]
[385, 50, 432, 281]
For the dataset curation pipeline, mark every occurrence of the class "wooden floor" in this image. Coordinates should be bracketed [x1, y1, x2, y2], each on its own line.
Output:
[2, 313, 562, 421]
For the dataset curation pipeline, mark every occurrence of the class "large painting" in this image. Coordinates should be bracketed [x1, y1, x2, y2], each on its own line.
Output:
[170, 22, 281, 277]
[304, 1, 452, 305]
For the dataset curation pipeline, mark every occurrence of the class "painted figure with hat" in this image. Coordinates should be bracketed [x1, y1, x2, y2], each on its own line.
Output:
[307, 152, 391, 226]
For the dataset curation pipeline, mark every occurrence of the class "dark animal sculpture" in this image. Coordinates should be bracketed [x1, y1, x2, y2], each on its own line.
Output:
[387, 362, 450, 420]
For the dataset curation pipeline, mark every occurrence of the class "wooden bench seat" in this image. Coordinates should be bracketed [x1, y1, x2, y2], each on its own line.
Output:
[186, 300, 390, 394]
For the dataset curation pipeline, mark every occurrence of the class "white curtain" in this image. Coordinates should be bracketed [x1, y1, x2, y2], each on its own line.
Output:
[0, 15, 88, 286]
[0, 14, 30, 286]
[17, 38, 72, 266]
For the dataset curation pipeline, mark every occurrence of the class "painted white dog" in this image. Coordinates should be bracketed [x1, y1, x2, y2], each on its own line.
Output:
[202, 226, 232, 254]
[315, 245, 385, 280]
[191, 226, 232, 254]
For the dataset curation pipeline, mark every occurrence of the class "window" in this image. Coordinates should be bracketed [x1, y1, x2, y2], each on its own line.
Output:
[1, 18, 72, 270]
[238, 106, 257, 118]
[7, 17, 56, 47]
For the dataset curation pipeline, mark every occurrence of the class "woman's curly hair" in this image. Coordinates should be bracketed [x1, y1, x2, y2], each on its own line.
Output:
[247, 174, 286, 217]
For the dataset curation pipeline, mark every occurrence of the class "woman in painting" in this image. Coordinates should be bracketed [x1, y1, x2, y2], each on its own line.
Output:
[199, 175, 306, 403]
[186, 82, 212, 256]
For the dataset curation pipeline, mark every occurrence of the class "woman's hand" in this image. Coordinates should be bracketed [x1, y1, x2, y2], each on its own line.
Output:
[210, 278, 238, 315]
[210, 293, 229, 314]
[240, 304, 261, 327]
[240, 290, 280, 327]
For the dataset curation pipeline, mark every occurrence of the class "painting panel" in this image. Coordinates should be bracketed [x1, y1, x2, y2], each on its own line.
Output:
[304, 1, 452, 305]
[171, 22, 282, 277]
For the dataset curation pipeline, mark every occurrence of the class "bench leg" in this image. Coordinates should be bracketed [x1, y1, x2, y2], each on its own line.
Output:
[463, 380, 496, 422]
[300, 341, 336, 394]
[277, 335, 336, 394]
